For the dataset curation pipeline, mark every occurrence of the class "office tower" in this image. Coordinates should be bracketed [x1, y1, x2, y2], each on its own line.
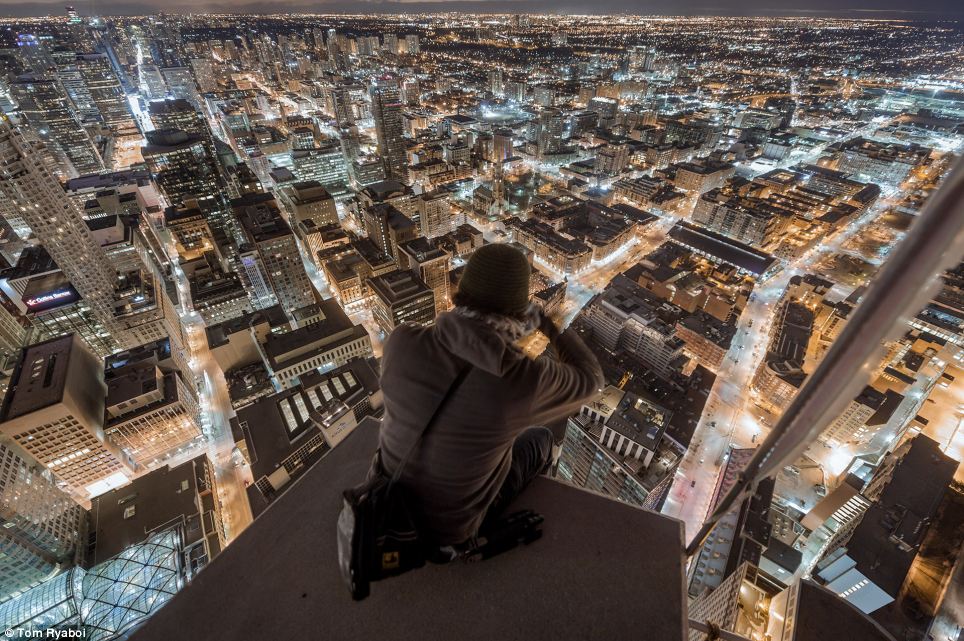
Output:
[104, 362, 203, 468]
[368, 270, 436, 334]
[141, 128, 233, 240]
[142, 129, 220, 209]
[278, 181, 338, 228]
[404, 35, 420, 55]
[74, 53, 133, 129]
[370, 79, 408, 181]
[148, 99, 218, 160]
[537, 108, 566, 156]
[0, 117, 127, 345]
[9, 75, 103, 176]
[416, 190, 454, 239]
[0, 335, 135, 498]
[363, 203, 418, 262]
[234, 193, 316, 316]
[139, 63, 167, 100]
[398, 237, 451, 316]
[0, 440, 87, 598]
[488, 68, 504, 96]
[160, 66, 201, 108]
[189, 58, 217, 93]
[290, 143, 350, 199]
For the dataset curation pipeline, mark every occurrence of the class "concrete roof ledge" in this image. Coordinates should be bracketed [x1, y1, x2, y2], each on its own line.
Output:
[132, 417, 688, 641]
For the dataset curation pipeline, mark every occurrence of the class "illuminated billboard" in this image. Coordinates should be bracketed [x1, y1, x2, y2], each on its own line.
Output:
[22, 284, 81, 312]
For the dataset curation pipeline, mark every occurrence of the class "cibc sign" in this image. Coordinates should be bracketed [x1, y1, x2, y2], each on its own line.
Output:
[22, 286, 80, 312]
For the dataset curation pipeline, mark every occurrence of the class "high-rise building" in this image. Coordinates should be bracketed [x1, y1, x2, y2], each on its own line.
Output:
[0, 117, 133, 350]
[277, 181, 338, 228]
[104, 362, 203, 468]
[370, 79, 408, 181]
[397, 237, 452, 316]
[368, 270, 436, 334]
[0, 335, 135, 498]
[141, 128, 233, 240]
[363, 203, 418, 262]
[74, 54, 133, 129]
[9, 75, 103, 176]
[415, 190, 454, 239]
[0, 440, 87, 599]
[537, 108, 566, 156]
[493, 129, 514, 163]
[160, 66, 201, 108]
[290, 143, 350, 199]
[381, 33, 399, 54]
[488, 68, 504, 96]
[234, 193, 317, 316]
[189, 58, 217, 93]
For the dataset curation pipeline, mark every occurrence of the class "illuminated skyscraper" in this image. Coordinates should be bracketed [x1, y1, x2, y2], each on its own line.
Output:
[9, 75, 103, 176]
[0, 117, 118, 333]
[0, 440, 87, 598]
[370, 79, 408, 182]
[0, 334, 135, 499]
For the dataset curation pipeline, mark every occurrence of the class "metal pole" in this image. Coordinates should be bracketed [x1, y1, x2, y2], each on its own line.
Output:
[685, 156, 964, 556]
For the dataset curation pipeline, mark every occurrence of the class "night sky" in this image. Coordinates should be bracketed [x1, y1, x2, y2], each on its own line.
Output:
[0, 0, 963, 18]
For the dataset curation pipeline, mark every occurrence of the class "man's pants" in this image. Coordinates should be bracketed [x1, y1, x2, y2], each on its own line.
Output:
[481, 426, 554, 530]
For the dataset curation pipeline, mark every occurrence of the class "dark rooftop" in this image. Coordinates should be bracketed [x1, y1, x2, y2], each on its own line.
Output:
[668, 222, 776, 276]
[88, 454, 215, 564]
[846, 435, 956, 597]
[794, 580, 895, 641]
[131, 417, 687, 641]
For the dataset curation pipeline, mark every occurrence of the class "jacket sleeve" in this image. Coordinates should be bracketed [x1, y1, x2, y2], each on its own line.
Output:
[527, 327, 605, 427]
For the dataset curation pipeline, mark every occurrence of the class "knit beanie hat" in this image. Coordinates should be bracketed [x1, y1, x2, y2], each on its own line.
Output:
[456, 243, 531, 317]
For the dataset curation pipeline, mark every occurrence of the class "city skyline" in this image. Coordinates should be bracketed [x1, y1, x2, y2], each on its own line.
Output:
[0, 2, 964, 18]
[0, 9, 960, 641]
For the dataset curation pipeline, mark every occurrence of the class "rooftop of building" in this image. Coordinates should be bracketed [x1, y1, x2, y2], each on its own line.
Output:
[0, 244, 58, 282]
[130, 417, 688, 641]
[0, 334, 76, 421]
[398, 236, 449, 265]
[105, 337, 173, 374]
[64, 169, 151, 193]
[105, 362, 162, 408]
[147, 98, 196, 117]
[668, 222, 776, 276]
[846, 435, 956, 596]
[360, 180, 412, 202]
[88, 454, 212, 565]
[233, 194, 292, 243]
[368, 270, 432, 305]
[285, 180, 334, 204]
[205, 305, 289, 350]
[262, 298, 365, 366]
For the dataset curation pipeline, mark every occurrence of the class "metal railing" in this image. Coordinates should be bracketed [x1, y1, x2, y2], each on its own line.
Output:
[684, 155, 964, 559]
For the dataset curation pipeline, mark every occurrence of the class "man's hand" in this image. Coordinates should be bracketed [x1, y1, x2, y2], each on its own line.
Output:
[538, 309, 561, 342]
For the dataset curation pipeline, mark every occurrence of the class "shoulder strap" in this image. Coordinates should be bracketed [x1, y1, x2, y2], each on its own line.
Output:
[388, 361, 472, 487]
